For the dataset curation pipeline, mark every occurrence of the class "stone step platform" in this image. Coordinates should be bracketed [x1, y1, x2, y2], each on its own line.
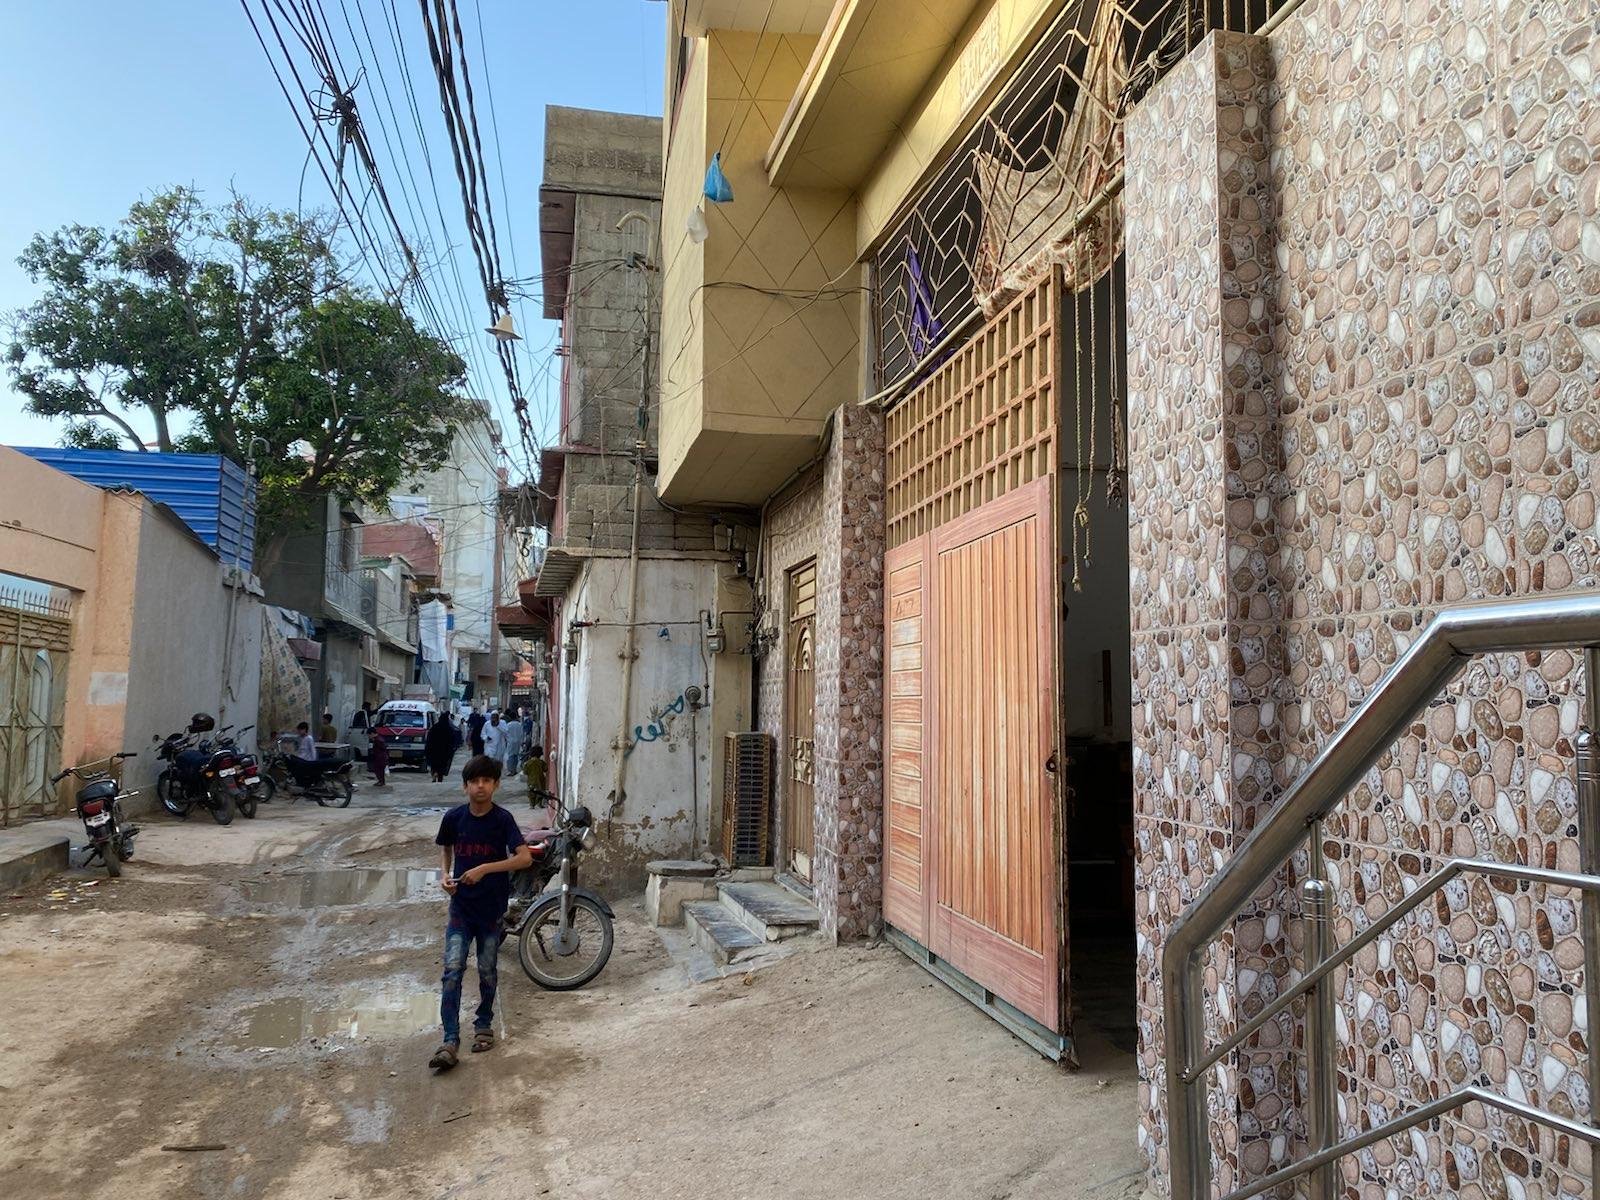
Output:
[718, 880, 822, 942]
[683, 900, 766, 965]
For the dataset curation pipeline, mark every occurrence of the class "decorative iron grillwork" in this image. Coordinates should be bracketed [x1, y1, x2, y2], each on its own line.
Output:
[871, 0, 1288, 391]
[721, 731, 773, 867]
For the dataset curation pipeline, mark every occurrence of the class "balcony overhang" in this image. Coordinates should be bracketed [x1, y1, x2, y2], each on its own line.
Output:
[533, 446, 566, 529]
[678, 0, 839, 36]
[532, 547, 585, 597]
[496, 600, 551, 641]
[765, 0, 984, 189]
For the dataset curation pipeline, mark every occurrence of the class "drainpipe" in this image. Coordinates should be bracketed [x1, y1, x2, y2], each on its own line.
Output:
[608, 209, 654, 819]
[609, 464, 644, 817]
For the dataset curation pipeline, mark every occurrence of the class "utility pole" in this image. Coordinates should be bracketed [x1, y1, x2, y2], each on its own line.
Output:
[608, 210, 653, 818]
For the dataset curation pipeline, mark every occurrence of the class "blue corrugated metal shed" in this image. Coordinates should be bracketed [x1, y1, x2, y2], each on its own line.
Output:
[12, 447, 257, 572]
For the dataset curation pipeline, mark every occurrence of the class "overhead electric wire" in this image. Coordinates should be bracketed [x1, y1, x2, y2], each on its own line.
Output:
[331, 0, 500, 400]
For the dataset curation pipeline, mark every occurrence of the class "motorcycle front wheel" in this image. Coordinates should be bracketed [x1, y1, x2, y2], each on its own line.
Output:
[517, 894, 614, 990]
[157, 771, 191, 819]
[332, 779, 354, 808]
[208, 785, 235, 826]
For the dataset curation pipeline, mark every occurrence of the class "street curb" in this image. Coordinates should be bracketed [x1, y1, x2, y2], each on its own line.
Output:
[0, 836, 70, 893]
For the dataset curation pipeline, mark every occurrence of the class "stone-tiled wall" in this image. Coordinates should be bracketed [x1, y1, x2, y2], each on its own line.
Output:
[756, 405, 887, 940]
[1128, 6, 1600, 1198]
[813, 404, 886, 941]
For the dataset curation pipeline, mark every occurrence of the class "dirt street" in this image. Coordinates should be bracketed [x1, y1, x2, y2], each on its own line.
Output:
[0, 769, 1143, 1200]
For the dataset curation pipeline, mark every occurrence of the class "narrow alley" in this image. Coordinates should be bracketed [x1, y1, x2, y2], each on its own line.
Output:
[0, 775, 1141, 1200]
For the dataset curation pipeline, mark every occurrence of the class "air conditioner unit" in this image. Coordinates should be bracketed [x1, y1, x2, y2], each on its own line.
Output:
[720, 732, 772, 867]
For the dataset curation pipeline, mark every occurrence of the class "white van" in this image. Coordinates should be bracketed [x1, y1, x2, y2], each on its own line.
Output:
[371, 698, 438, 765]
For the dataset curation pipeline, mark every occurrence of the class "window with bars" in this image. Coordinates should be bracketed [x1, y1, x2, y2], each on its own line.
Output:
[871, 0, 1285, 391]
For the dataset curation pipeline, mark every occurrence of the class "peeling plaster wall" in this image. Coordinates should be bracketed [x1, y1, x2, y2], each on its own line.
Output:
[560, 555, 722, 889]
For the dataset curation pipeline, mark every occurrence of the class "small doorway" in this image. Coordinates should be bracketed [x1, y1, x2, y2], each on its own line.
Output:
[1060, 257, 1137, 1058]
[783, 560, 817, 882]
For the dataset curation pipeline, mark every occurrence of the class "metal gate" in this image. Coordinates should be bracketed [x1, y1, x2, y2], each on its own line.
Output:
[0, 588, 72, 826]
[784, 560, 817, 882]
[882, 272, 1066, 1041]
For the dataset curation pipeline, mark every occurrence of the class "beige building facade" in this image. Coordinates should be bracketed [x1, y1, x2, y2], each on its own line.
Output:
[0, 446, 262, 820]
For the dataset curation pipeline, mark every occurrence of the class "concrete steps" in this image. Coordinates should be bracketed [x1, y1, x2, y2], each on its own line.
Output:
[717, 880, 822, 942]
[683, 900, 766, 965]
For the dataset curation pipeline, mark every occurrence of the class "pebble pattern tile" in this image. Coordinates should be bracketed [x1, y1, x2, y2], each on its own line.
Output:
[1126, 4, 1600, 1198]
[754, 404, 886, 942]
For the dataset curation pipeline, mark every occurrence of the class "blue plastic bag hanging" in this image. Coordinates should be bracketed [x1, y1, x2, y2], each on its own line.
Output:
[703, 152, 734, 203]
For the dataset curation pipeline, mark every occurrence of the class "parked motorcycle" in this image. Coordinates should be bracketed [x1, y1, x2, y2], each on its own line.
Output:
[261, 746, 355, 807]
[153, 727, 241, 825]
[52, 752, 140, 877]
[503, 797, 614, 990]
[212, 725, 264, 818]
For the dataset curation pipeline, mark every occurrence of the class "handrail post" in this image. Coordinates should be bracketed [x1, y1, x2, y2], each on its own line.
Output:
[1165, 948, 1209, 1200]
[1579, 646, 1600, 1188]
[1301, 820, 1336, 1200]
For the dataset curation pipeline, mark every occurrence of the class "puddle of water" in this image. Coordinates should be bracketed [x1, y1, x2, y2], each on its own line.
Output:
[234, 987, 438, 1049]
[241, 868, 441, 908]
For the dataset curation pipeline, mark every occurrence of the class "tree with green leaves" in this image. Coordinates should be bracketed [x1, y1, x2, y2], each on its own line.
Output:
[5, 186, 470, 547]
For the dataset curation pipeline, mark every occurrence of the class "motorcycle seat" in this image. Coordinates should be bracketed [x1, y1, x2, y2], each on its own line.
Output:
[286, 756, 345, 785]
[521, 829, 556, 855]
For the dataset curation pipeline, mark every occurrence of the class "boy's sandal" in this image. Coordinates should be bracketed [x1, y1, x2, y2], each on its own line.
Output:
[429, 1043, 459, 1070]
[471, 1029, 495, 1053]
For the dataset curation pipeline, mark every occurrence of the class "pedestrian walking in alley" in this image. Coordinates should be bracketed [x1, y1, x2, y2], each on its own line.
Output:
[522, 744, 547, 803]
[425, 714, 457, 782]
[482, 711, 506, 765]
[502, 712, 523, 775]
[430, 755, 530, 1071]
[368, 731, 390, 787]
[467, 705, 486, 757]
[319, 712, 338, 744]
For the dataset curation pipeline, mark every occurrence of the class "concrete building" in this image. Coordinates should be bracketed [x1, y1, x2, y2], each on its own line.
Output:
[523, 103, 754, 888]
[258, 493, 375, 734]
[655, 2, 1600, 1198]
[391, 401, 510, 707]
[0, 446, 261, 822]
[359, 554, 420, 705]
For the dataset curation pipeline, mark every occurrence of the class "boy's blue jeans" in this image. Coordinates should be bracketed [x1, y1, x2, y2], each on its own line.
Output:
[440, 916, 501, 1044]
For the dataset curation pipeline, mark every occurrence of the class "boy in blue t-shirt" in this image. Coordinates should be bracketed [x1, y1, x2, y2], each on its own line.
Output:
[429, 754, 530, 1071]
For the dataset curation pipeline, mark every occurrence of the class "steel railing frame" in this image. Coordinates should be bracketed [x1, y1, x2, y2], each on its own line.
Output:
[1163, 592, 1600, 1200]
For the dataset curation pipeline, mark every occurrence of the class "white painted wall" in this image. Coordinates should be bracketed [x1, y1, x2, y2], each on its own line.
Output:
[558, 555, 724, 885]
[399, 404, 503, 694]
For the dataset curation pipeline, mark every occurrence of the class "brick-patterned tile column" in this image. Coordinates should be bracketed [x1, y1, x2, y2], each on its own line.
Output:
[813, 403, 886, 941]
[1126, 29, 1293, 1198]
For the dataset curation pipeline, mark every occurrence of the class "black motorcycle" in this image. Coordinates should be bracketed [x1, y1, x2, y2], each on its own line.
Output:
[153, 730, 240, 825]
[212, 725, 264, 818]
[261, 746, 355, 807]
[53, 753, 140, 877]
[503, 797, 615, 990]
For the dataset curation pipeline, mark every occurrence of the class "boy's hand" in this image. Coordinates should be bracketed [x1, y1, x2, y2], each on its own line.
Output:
[441, 878, 458, 895]
[459, 865, 488, 886]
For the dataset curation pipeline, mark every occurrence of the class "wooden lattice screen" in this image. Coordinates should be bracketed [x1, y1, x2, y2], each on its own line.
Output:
[884, 270, 1060, 549]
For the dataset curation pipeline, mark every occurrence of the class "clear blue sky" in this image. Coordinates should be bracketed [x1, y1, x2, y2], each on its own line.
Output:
[0, 0, 666, 466]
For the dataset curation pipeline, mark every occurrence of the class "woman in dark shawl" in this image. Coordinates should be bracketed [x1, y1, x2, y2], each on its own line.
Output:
[424, 714, 457, 782]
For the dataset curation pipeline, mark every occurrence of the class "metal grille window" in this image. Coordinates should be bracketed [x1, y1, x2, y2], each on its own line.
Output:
[871, 0, 1289, 393]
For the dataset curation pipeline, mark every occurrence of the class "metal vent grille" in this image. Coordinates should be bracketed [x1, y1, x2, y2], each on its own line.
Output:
[721, 732, 772, 867]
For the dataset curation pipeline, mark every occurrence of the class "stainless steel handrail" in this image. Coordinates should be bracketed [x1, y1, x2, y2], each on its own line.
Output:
[1163, 592, 1600, 1200]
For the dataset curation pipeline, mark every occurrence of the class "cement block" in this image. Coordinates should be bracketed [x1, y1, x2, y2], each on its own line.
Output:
[645, 867, 719, 926]
[0, 835, 69, 892]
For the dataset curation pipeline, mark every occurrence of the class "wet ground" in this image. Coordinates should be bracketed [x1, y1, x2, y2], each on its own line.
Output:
[0, 768, 1145, 1200]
